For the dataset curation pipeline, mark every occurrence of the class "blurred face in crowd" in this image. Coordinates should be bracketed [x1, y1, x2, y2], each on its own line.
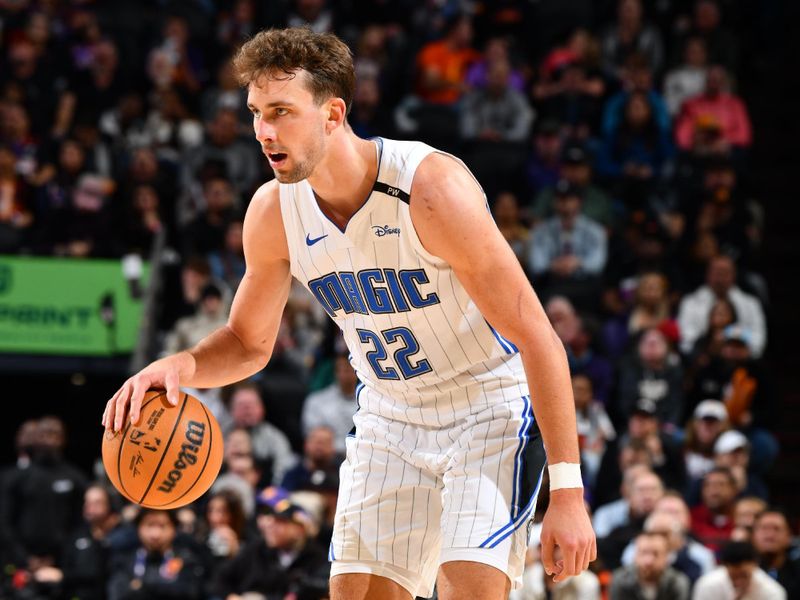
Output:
[684, 37, 708, 68]
[709, 298, 736, 330]
[134, 185, 160, 214]
[636, 273, 667, 309]
[646, 511, 684, 552]
[629, 472, 664, 518]
[258, 513, 306, 550]
[225, 429, 253, 464]
[734, 497, 767, 529]
[486, 59, 511, 96]
[726, 561, 756, 597]
[628, 412, 658, 440]
[716, 445, 750, 471]
[2, 104, 30, 140]
[335, 354, 358, 395]
[721, 339, 751, 366]
[354, 77, 380, 112]
[207, 495, 232, 529]
[638, 328, 668, 366]
[535, 130, 562, 161]
[15, 420, 38, 456]
[554, 192, 581, 222]
[634, 533, 669, 583]
[305, 426, 336, 464]
[130, 148, 159, 181]
[138, 511, 176, 553]
[705, 66, 728, 96]
[203, 177, 235, 213]
[545, 297, 579, 344]
[209, 109, 239, 146]
[572, 374, 593, 411]
[9, 40, 37, 79]
[654, 495, 691, 530]
[448, 16, 473, 48]
[36, 417, 65, 452]
[693, 414, 725, 446]
[753, 512, 792, 556]
[618, 0, 643, 27]
[225, 220, 244, 254]
[492, 192, 519, 226]
[625, 93, 652, 129]
[696, 0, 721, 32]
[562, 160, 591, 187]
[59, 140, 86, 174]
[707, 256, 736, 296]
[231, 388, 265, 427]
[702, 471, 737, 512]
[83, 486, 112, 526]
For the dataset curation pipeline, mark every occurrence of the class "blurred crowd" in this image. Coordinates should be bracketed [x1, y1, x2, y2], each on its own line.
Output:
[0, 0, 791, 598]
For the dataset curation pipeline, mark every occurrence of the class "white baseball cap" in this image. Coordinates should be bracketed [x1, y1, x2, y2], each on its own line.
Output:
[694, 399, 728, 421]
[714, 430, 749, 454]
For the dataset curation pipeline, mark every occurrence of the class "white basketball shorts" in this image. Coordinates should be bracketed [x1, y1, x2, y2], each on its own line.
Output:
[329, 393, 546, 598]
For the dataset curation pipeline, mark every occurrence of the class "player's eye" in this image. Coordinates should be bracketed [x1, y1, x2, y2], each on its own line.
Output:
[275, 107, 288, 116]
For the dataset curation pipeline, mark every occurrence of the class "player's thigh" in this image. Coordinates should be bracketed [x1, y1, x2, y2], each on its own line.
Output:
[437, 561, 511, 600]
[330, 573, 413, 600]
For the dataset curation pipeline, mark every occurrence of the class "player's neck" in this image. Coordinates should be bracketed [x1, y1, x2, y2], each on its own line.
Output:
[307, 131, 378, 221]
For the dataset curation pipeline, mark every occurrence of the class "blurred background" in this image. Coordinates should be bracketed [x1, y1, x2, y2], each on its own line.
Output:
[1, 0, 798, 599]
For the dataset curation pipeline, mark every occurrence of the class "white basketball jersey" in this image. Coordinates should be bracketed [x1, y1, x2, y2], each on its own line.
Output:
[279, 137, 528, 427]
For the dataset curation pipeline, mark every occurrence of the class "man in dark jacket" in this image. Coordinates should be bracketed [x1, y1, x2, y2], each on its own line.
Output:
[610, 531, 690, 599]
[213, 486, 329, 600]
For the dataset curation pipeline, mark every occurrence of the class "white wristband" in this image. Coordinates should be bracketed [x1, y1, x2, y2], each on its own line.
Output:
[548, 462, 583, 490]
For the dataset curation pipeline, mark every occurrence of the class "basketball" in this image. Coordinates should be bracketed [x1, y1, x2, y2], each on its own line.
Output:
[102, 390, 224, 509]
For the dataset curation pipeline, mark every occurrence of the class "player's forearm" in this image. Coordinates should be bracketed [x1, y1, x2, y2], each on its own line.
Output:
[518, 324, 580, 466]
[177, 325, 270, 389]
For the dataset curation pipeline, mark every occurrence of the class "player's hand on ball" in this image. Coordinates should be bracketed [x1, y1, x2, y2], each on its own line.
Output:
[102, 354, 193, 431]
[540, 488, 596, 583]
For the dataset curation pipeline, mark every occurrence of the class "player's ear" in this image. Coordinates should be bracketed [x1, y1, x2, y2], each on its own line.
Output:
[325, 97, 347, 133]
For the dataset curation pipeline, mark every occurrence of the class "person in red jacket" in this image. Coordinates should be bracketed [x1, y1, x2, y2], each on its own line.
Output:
[691, 466, 737, 553]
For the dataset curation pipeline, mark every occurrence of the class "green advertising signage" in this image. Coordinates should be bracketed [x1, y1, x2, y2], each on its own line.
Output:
[0, 256, 149, 356]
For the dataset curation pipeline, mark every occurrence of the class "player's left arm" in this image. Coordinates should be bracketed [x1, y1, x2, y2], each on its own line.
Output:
[410, 152, 596, 580]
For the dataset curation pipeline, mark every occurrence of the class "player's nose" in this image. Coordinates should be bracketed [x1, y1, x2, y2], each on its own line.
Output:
[254, 118, 276, 144]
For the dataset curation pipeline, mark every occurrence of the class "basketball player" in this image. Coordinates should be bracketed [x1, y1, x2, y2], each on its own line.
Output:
[103, 28, 595, 600]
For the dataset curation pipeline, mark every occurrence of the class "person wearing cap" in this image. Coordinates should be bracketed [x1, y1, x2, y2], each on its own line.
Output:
[691, 466, 738, 552]
[684, 399, 730, 481]
[213, 486, 329, 600]
[528, 178, 607, 298]
[713, 430, 769, 500]
[531, 141, 615, 227]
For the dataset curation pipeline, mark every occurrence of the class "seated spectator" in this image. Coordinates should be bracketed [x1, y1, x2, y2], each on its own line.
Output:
[348, 75, 395, 139]
[0, 416, 88, 570]
[622, 511, 705, 584]
[686, 296, 738, 379]
[616, 329, 685, 427]
[200, 60, 250, 126]
[56, 172, 116, 257]
[414, 14, 479, 106]
[460, 57, 534, 198]
[229, 382, 296, 486]
[181, 176, 239, 258]
[713, 430, 769, 500]
[678, 254, 766, 357]
[663, 36, 709, 116]
[161, 282, 228, 355]
[212, 428, 260, 517]
[466, 36, 526, 93]
[120, 184, 163, 256]
[529, 180, 607, 300]
[675, 0, 739, 74]
[492, 191, 531, 269]
[598, 470, 665, 570]
[532, 60, 604, 139]
[531, 142, 615, 228]
[208, 219, 245, 291]
[675, 65, 752, 153]
[0, 143, 33, 252]
[596, 90, 674, 200]
[609, 531, 690, 600]
[691, 466, 737, 552]
[524, 118, 564, 198]
[574, 374, 616, 487]
[301, 353, 358, 454]
[752, 509, 800, 597]
[600, 0, 664, 77]
[684, 399, 730, 481]
[282, 426, 342, 493]
[620, 492, 717, 576]
[212, 486, 329, 600]
[627, 273, 674, 338]
[593, 463, 653, 537]
[107, 509, 205, 600]
[196, 489, 250, 567]
[693, 541, 787, 599]
[732, 496, 768, 542]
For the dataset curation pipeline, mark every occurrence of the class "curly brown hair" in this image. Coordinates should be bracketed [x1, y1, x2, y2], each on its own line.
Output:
[232, 27, 355, 116]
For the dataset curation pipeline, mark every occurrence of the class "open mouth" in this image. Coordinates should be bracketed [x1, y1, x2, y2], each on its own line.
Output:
[267, 152, 287, 166]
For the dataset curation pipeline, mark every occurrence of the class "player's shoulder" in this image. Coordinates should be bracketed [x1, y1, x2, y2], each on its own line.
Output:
[243, 179, 289, 261]
[411, 151, 481, 211]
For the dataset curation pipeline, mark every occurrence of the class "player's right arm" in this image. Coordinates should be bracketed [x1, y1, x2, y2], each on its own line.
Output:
[102, 181, 291, 431]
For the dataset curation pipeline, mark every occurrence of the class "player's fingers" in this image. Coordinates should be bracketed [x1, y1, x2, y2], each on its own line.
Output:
[554, 540, 578, 582]
[165, 369, 180, 406]
[581, 540, 592, 572]
[103, 386, 124, 428]
[113, 383, 132, 432]
[126, 377, 148, 429]
[540, 535, 556, 576]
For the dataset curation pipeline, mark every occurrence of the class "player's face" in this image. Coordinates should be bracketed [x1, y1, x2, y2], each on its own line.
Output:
[247, 70, 327, 183]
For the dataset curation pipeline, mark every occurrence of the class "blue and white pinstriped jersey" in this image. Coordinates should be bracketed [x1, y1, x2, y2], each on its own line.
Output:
[278, 137, 528, 427]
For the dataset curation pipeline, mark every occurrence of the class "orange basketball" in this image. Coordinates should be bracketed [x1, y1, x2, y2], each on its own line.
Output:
[102, 390, 224, 509]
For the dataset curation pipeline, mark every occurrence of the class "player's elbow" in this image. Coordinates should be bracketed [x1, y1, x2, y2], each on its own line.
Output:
[517, 320, 566, 361]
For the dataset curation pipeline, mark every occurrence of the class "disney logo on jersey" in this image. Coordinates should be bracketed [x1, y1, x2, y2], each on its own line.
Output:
[372, 225, 401, 237]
